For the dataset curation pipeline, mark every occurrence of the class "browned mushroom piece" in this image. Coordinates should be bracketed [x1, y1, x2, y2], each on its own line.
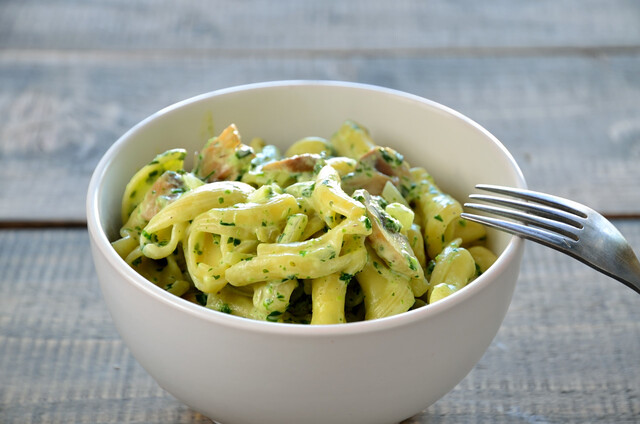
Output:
[353, 189, 423, 280]
[359, 146, 411, 179]
[341, 171, 395, 196]
[139, 171, 190, 221]
[193, 124, 255, 182]
[341, 146, 411, 195]
[261, 153, 322, 173]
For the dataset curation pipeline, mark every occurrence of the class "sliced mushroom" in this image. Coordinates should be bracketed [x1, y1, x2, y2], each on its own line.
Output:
[139, 171, 194, 221]
[193, 124, 255, 182]
[261, 153, 322, 173]
[354, 189, 424, 281]
[341, 146, 411, 195]
[341, 172, 394, 196]
[359, 146, 411, 179]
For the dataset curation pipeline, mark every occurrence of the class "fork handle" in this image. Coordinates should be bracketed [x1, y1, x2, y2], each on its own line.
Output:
[538, 235, 640, 295]
[608, 251, 640, 294]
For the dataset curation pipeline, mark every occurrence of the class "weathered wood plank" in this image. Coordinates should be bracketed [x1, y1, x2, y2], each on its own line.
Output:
[1, 54, 639, 220]
[1, 0, 639, 51]
[1, 224, 639, 423]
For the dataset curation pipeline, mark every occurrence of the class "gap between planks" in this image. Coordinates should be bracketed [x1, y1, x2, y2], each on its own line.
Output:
[0, 221, 87, 230]
[2, 45, 640, 64]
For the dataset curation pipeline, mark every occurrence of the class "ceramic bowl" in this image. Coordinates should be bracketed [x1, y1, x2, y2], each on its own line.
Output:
[87, 81, 526, 424]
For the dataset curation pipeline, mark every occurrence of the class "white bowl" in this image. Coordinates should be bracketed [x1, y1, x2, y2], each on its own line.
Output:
[87, 81, 525, 424]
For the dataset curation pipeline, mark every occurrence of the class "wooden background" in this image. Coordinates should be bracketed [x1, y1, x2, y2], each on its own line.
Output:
[1, 1, 639, 423]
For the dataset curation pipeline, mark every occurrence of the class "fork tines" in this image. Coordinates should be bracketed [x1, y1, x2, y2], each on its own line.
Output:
[462, 185, 640, 294]
[460, 184, 586, 248]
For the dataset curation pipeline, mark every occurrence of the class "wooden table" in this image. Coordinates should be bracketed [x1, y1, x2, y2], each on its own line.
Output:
[1, 1, 639, 422]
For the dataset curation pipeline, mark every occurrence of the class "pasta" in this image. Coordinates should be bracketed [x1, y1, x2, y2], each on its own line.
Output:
[112, 120, 497, 324]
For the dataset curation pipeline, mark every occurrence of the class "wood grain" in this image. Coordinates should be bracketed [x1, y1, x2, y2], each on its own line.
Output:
[1, 1, 640, 422]
[1, 0, 639, 51]
[2, 0, 639, 221]
[2, 53, 640, 220]
[0, 226, 638, 423]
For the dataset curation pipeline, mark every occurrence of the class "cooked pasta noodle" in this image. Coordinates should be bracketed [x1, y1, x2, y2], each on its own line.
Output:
[112, 120, 497, 324]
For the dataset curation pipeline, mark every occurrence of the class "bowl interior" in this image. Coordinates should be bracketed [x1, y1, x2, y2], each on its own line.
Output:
[93, 81, 525, 260]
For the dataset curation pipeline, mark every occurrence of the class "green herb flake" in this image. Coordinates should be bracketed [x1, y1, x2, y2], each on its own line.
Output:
[227, 237, 241, 246]
[301, 183, 315, 198]
[339, 273, 353, 282]
[380, 213, 402, 233]
[266, 310, 283, 322]
[427, 260, 436, 274]
[195, 293, 208, 306]
[407, 255, 418, 271]
[202, 169, 216, 181]
[434, 214, 444, 222]
[380, 149, 394, 163]
[146, 170, 159, 182]
[379, 148, 404, 166]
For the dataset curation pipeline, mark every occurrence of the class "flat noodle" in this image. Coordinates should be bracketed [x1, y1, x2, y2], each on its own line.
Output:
[112, 121, 498, 324]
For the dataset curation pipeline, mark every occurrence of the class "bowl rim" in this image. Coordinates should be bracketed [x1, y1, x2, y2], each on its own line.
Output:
[86, 80, 526, 337]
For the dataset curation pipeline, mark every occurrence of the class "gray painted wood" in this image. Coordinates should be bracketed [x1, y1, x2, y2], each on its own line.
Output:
[1, 226, 638, 423]
[1, 54, 639, 220]
[2, 1, 640, 422]
[1, 0, 639, 51]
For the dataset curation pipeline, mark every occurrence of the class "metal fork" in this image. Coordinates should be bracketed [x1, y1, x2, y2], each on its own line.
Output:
[461, 184, 640, 294]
